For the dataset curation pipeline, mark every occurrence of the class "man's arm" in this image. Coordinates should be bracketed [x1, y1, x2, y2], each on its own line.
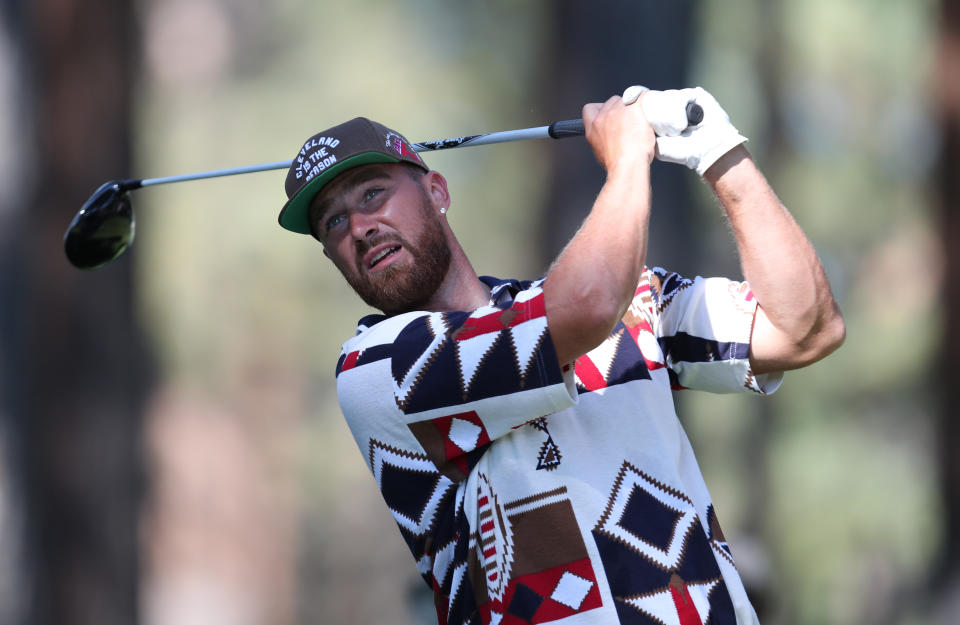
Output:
[542, 95, 657, 366]
[705, 146, 845, 374]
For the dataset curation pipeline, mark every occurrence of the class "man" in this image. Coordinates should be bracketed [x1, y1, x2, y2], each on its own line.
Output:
[277, 87, 844, 625]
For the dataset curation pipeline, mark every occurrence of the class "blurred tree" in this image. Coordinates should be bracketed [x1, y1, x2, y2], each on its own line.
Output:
[0, 0, 149, 624]
[935, 0, 960, 620]
[536, 0, 702, 277]
[0, 4, 30, 622]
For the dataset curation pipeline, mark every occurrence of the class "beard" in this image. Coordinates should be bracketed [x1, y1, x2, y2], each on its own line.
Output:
[343, 192, 452, 315]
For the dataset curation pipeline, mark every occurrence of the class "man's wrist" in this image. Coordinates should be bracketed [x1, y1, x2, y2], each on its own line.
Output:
[606, 151, 654, 180]
[703, 145, 751, 186]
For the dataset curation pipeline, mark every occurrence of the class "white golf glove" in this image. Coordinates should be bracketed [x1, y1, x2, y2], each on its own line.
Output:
[622, 85, 690, 137]
[622, 85, 747, 176]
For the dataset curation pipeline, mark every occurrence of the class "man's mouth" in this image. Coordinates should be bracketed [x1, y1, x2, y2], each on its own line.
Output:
[367, 245, 402, 269]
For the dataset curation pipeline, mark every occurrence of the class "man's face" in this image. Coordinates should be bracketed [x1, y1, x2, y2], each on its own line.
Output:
[310, 164, 451, 315]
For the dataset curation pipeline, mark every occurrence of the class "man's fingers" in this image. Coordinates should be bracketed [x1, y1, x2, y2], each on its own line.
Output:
[581, 102, 603, 130]
[582, 93, 657, 169]
[622, 85, 648, 105]
[581, 102, 603, 128]
[641, 90, 691, 137]
[583, 95, 625, 132]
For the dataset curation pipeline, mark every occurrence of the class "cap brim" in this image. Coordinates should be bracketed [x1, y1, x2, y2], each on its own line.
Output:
[278, 152, 403, 235]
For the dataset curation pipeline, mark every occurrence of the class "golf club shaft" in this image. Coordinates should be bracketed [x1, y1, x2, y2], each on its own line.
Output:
[139, 160, 292, 188]
[137, 119, 586, 189]
[135, 100, 702, 189]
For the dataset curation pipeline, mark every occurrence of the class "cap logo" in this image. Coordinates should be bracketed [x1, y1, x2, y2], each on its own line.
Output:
[295, 135, 342, 181]
[386, 131, 423, 165]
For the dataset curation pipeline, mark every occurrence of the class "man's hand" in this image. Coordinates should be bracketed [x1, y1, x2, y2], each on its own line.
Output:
[582, 94, 656, 174]
[622, 86, 692, 138]
[647, 87, 748, 176]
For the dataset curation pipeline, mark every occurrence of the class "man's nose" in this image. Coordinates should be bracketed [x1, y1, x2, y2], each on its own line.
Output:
[349, 210, 378, 241]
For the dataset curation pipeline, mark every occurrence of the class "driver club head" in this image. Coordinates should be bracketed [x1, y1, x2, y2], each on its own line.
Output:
[64, 180, 137, 270]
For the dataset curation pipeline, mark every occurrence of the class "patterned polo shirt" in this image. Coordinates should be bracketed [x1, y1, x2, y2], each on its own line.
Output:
[334, 268, 782, 625]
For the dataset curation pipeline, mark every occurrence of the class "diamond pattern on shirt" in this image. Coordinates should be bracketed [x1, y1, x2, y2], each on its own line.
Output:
[592, 461, 738, 625]
[594, 463, 697, 570]
[408, 411, 491, 482]
[448, 417, 483, 452]
[550, 571, 595, 610]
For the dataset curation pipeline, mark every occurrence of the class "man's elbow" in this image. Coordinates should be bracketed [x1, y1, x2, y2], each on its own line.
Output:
[548, 293, 627, 366]
[572, 297, 626, 353]
[798, 306, 846, 366]
[826, 308, 846, 352]
[752, 306, 845, 375]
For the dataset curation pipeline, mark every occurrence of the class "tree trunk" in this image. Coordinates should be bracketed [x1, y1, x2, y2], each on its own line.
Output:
[934, 2, 960, 620]
[537, 0, 700, 275]
[0, 1, 149, 623]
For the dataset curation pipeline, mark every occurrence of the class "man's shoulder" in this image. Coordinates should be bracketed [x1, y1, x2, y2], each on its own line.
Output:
[336, 309, 430, 378]
[347, 310, 429, 348]
[350, 275, 540, 332]
[338, 275, 542, 367]
[478, 275, 541, 294]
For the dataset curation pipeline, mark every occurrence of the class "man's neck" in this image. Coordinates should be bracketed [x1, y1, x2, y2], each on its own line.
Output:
[421, 248, 490, 313]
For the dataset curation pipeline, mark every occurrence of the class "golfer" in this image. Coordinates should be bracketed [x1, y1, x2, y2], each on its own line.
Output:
[277, 86, 844, 625]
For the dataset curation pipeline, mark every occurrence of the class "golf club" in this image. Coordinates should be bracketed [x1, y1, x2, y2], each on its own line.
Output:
[64, 102, 704, 270]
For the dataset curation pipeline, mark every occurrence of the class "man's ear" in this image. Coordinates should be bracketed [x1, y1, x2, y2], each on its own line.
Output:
[423, 170, 451, 211]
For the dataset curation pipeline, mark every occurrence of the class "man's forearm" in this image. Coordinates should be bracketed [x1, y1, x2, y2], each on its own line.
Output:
[705, 146, 845, 372]
[544, 167, 652, 365]
[542, 95, 657, 366]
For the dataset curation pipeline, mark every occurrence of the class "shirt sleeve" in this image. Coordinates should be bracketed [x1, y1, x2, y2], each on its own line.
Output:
[336, 282, 578, 481]
[649, 267, 783, 395]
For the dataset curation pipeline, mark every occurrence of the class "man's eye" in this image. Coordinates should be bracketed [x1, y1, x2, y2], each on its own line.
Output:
[324, 213, 346, 233]
[363, 187, 382, 202]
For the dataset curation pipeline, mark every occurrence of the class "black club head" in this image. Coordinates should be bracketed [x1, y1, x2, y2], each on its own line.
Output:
[64, 181, 137, 270]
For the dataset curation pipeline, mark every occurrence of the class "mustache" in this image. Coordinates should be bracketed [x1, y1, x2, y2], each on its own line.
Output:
[355, 233, 409, 268]
[357, 232, 407, 254]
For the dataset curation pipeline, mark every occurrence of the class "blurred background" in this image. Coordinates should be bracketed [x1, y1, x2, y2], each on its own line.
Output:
[0, 0, 956, 623]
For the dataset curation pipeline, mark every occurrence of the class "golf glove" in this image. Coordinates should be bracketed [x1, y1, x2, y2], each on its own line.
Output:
[622, 85, 747, 176]
[654, 87, 747, 176]
[622, 85, 691, 138]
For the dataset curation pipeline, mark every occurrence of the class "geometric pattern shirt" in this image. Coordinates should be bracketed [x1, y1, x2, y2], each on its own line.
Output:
[334, 267, 783, 625]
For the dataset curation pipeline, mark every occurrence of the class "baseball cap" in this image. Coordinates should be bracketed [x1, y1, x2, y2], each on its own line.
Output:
[278, 117, 429, 235]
